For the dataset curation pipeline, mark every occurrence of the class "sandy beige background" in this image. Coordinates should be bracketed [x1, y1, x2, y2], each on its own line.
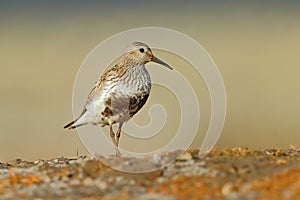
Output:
[1, 1, 300, 161]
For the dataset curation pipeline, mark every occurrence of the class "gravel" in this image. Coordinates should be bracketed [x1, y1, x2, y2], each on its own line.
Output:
[1, 147, 300, 199]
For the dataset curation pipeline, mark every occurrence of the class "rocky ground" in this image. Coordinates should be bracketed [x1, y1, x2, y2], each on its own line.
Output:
[1, 146, 300, 200]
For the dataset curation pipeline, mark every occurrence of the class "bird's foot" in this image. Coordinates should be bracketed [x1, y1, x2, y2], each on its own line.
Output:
[115, 147, 122, 157]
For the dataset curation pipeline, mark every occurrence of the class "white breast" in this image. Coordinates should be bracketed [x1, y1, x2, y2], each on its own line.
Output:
[86, 64, 151, 124]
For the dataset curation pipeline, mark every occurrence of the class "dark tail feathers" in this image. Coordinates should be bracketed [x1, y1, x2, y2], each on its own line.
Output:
[64, 120, 86, 129]
[64, 108, 87, 129]
[64, 120, 77, 129]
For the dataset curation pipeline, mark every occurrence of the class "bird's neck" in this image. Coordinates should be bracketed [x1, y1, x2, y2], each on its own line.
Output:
[126, 64, 149, 79]
[120, 64, 151, 91]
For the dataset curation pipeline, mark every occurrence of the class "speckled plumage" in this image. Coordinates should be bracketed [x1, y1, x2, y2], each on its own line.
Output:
[64, 42, 173, 156]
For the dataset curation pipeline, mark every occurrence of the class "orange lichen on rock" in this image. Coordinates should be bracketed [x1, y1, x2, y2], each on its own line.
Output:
[149, 176, 222, 199]
[8, 170, 40, 187]
[248, 166, 300, 199]
[1, 147, 300, 199]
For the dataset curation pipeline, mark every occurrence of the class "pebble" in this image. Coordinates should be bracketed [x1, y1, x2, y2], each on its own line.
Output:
[115, 176, 124, 183]
[157, 177, 165, 183]
[0, 169, 9, 178]
[129, 179, 136, 185]
[50, 181, 68, 189]
[137, 193, 175, 200]
[152, 154, 162, 165]
[69, 179, 80, 186]
[96, 180, 107, 190]
[177, 152, 192, 161]
[124, 160, 132, 165]
[83, 160, 102, 178]
[83, 177, 95, 186]
[222, 182, 234, 196]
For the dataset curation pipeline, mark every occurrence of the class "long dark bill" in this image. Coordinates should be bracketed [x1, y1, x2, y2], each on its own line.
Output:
[152, 56, 173, 70]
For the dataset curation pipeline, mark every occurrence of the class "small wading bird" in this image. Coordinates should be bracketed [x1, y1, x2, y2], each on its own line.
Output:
[64, 42, 173, 156]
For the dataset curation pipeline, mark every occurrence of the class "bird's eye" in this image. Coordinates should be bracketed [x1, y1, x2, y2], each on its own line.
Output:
[139, 48, 144, 53]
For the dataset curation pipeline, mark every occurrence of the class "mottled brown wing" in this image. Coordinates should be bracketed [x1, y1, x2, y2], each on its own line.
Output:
[85, 67, 116, 104]
[85, 78, 104, 104]
[64, 67, 117, 128]
[85, 63, 130, 104]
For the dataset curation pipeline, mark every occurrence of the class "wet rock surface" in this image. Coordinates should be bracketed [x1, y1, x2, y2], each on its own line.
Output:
[1, 147, 300, 199]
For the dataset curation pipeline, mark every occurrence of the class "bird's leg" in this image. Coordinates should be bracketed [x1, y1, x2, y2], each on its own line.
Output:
[116, 123, 123, 147]
[109, 125, 117, 146]
[109, 125, 121, 157]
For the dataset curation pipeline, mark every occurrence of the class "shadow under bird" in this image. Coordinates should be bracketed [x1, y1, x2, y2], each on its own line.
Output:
[64, 42, 173, 156]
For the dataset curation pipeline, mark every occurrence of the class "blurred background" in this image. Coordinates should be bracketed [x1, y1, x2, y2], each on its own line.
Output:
[1, 1, 300, 161]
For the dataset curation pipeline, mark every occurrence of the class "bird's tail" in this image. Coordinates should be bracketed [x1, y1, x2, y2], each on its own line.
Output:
[64, 120, 78, 129]
[64, 109, 88, 129]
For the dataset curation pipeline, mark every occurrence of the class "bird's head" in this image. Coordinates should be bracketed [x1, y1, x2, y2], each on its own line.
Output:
[124, 42, 173, 70]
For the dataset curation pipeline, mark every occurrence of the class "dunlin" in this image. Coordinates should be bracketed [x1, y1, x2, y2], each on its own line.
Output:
[64, 42, 173, 156]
